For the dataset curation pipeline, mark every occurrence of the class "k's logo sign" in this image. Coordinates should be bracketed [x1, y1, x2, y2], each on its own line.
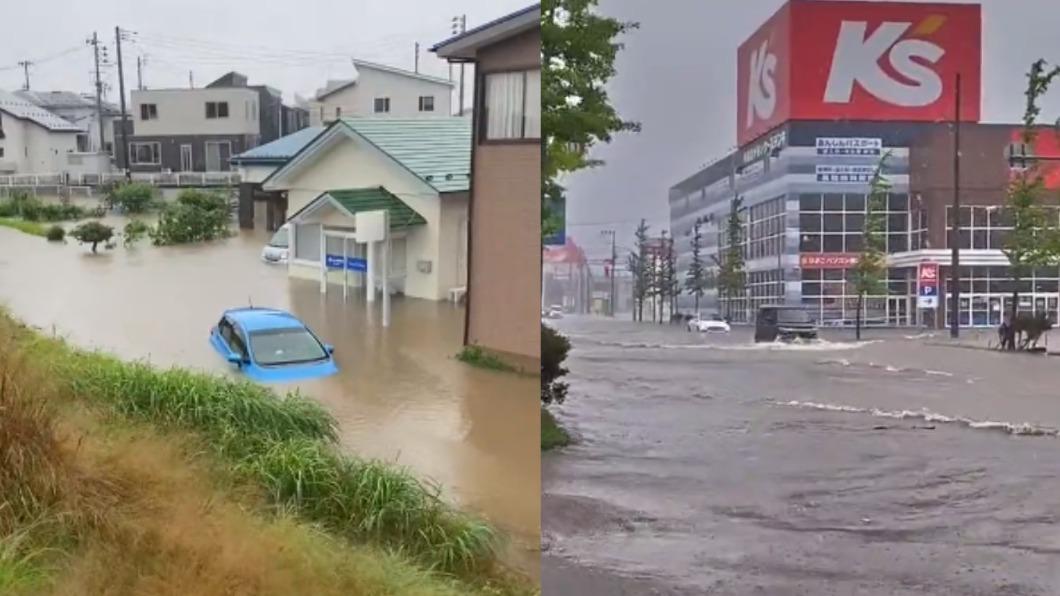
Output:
[746, 39, 778, 127]
[824, 18, 947, 107]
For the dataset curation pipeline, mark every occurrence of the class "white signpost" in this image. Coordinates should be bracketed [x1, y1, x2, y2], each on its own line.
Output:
[355, 210, 390, 328]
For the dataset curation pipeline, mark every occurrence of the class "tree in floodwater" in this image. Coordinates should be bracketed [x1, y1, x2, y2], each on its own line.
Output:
[850, 152, 891, 341]
[714, 196, 745, 320]
[684, 218, 711, 316]
[69, 221, 114, 253]
[1002, 59, 1060, 350]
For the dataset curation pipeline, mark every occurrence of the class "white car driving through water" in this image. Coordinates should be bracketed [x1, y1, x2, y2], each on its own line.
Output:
[688, 314, 731, 333]
[261, 224, 289, 264]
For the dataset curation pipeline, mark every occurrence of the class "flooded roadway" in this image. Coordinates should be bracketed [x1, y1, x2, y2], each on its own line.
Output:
[544, 317, 1060, 595]
[0, 221, 539, 573]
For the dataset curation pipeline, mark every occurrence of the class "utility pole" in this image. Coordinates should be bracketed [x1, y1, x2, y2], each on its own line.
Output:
[414, 42, 419, 74]
[188, 70, 194, 88]
[115, 26, 131, 181]
[136, 55, 143, 90]
[452, 15, 467, 113]
[949, 73, 962, 338]
[17, 60, 32, 90]
[601, 230, 617, 317]
[88, 33, 105, 152]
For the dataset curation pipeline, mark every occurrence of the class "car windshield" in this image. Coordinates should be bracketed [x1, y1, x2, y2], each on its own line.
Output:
[248, 327, 327, 365]
[776, 309, 812, 324]
[268, 227, 289, 248]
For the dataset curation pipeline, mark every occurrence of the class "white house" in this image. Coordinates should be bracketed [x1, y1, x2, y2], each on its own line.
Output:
[261, 117, 470, 301]
[0, 90, 82, 175]
[308, 59, 454, 126]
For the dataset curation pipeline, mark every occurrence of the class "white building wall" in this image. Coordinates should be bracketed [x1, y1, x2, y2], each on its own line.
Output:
[132, 88, 260, 136]
[0, 117, 78, 174]
[275, 137, 462, 301]
[309, 67, 453, 125]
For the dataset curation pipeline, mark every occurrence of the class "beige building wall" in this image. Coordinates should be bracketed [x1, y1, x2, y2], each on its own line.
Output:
[466, 28, 541, 361]
[271, 136, 466, 301]
[132, 88, 260, 136]
[309, 65, 454, 125]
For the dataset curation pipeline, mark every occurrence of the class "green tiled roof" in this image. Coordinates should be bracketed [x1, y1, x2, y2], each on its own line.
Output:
[340, 117, 471, 193]
[326, 187, 427, 229]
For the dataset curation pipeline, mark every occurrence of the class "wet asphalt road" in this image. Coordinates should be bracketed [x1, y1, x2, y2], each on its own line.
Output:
[543, 317, 1060, 595]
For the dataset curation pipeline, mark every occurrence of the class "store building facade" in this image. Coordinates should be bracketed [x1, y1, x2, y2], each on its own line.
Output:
[669, 0, 1060, 329]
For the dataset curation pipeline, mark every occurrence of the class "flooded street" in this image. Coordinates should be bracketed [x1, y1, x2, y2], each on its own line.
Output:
[544, 317, 1060, 595]
[0, 223, 539, 573]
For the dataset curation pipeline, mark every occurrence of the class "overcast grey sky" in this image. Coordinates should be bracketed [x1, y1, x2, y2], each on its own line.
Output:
[565, 0, 1060, 258]
[0, 0, 526, 105]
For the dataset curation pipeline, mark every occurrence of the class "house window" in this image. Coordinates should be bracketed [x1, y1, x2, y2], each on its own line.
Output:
[0, 112, 5, 139]
[103, 141, 113, 154]
[418, 96, 435, 112]
[483, 69, 541, 140]
[129, 142, 161, 165]
[140, 103, 158, 120]
[335, 106, 342, 118]
[0, 148, 4, 158]
[206, 101, 229, 119]
[76, 134, 89, 152]
[374, 97, 390, 113]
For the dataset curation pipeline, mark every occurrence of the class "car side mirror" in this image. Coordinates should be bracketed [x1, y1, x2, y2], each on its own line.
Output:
[324, 344, 335, 355]
[227, 353, 244, 365]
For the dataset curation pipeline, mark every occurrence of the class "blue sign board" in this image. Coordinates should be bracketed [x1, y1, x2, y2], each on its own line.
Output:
[325, 254, 367, 272]
[919, 285, 938, 297]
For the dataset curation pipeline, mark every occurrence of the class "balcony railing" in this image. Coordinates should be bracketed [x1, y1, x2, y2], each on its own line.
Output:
[0, 172, 242, 188]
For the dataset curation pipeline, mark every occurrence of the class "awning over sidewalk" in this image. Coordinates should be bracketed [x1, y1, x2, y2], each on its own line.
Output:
[288, 186, 427, 229]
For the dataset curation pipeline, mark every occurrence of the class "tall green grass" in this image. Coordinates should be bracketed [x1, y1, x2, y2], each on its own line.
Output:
[0, 525, 50, 594]
[21, 329, 498, 575]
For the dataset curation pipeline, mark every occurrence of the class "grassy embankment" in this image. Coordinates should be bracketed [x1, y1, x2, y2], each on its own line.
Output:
[0, 313, 535, 595]
[0, 218, 47, 237]
[540, 408, 570, 451]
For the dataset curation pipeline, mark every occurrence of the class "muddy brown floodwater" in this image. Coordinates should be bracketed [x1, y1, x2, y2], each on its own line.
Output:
[0, 221, 539, 574]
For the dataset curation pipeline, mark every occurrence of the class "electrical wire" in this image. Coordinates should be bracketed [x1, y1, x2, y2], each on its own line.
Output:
[0, 44, 88, 72]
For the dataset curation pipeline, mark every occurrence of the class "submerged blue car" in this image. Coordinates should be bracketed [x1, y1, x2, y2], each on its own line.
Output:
[209, 307, 338, 382]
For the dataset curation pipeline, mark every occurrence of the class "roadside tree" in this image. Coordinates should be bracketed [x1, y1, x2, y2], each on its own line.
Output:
[1002, 59, 1060, 350]
[850, 152, 891, 341]
[685, 218, 711, 316]
[714, 197, 745, 320]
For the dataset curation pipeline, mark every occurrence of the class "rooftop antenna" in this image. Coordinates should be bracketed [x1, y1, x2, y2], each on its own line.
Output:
[248, 296, 254, 309]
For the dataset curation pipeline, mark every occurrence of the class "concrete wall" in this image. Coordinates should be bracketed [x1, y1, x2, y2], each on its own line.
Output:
[309, 66, 453, 125]
[274, 136, 463, 301]
[132, 88, 260, 136]
[465, 27, 541, 360]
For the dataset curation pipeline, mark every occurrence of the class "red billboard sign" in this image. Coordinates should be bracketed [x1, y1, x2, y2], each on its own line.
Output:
[918, 261, 939, 286]
[800, 253, 859, 269]
[737, 1, 981, 146]
[737, 3, 792, 147]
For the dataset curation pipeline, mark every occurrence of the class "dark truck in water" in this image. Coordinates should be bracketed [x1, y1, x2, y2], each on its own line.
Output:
[754, 305, 818, 342]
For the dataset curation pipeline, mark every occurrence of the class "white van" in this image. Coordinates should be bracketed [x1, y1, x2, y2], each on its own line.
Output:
[261, 224, 290, 264]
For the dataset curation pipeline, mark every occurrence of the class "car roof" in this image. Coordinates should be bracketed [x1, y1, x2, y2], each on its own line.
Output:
[224, 307, 306, 332]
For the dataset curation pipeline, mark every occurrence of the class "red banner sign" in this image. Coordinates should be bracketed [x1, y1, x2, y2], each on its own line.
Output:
[800, 253, 860, 269]
[738, 1, 982, 146]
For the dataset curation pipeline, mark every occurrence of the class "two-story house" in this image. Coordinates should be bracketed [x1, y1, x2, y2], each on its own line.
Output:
[432, 4, 541, 362]
[121, 72, 306, 173]
[308, 59, 454, 126]
[0, 89, 83, 175]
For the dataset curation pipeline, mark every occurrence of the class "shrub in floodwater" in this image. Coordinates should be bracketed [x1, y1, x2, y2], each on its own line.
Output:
[150, 189, 231, 246]
[45, 225, 65, 242]
[541, 324, 570, 404]
[122, 220, 150, 247]
[108, 182, 156, 214]
[68, 221, 114, 253]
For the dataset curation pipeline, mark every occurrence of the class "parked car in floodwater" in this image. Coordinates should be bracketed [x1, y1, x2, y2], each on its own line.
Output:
[209, 307, 338, 382]
[261, 224, 290, 264]
[754, 305, 818, 342]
